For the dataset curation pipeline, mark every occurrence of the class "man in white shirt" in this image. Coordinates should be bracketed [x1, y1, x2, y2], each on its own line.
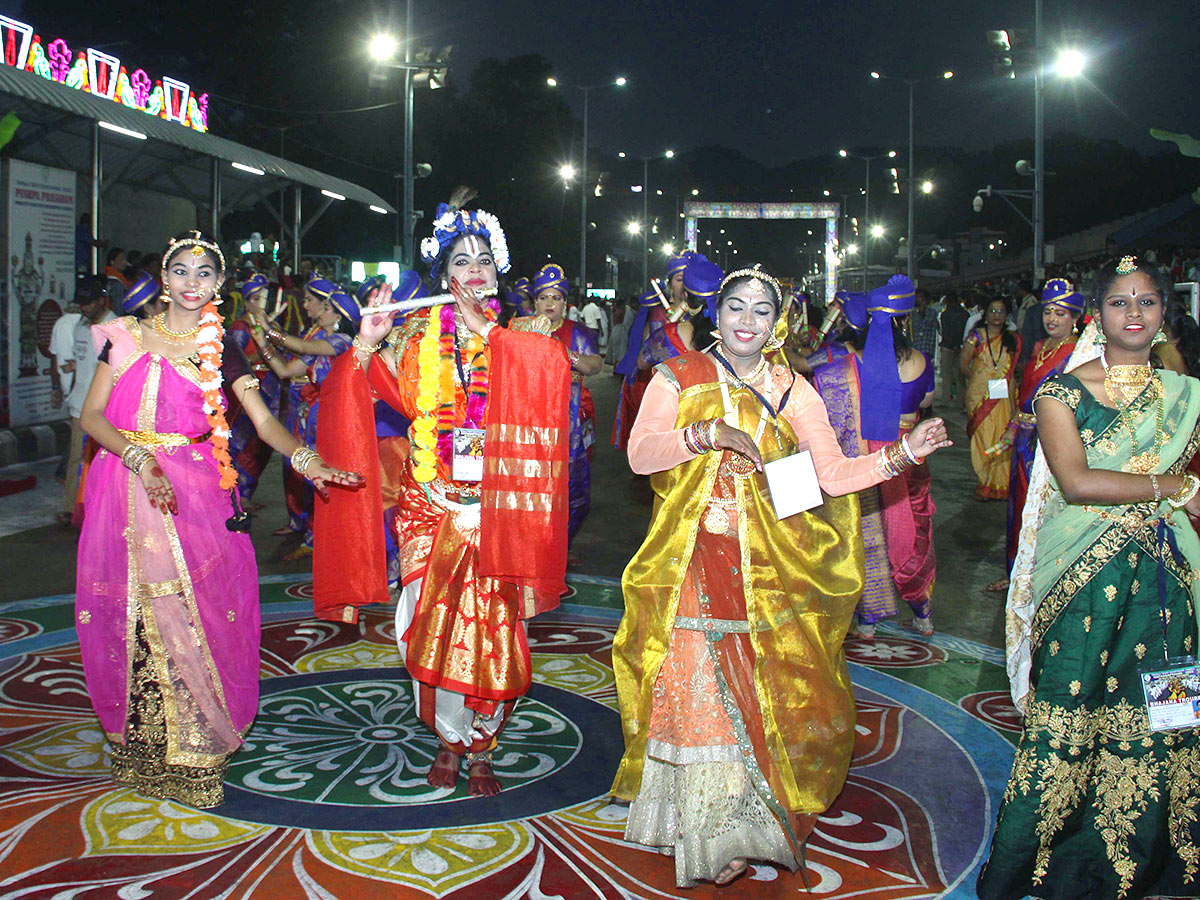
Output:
[49, 305, 82, 412]
[580, 297, 608, 351]
[61, 277, 115, 523]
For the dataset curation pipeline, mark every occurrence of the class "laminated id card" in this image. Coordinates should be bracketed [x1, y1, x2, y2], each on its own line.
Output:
[1140, 657, 1200, 731]
[452, 427, 485, 482]
[987, 378, 1009, 399]
[760, 448, 823, 520]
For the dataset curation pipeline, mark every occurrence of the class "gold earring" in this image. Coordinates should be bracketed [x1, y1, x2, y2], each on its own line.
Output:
[763, 333, 785, 352]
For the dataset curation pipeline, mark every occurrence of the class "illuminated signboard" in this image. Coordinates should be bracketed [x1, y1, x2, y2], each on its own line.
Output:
[0, 14, 209, 133]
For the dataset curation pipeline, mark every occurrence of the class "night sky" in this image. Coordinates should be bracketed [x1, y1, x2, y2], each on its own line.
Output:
[14, 0, 1199, 167]
[429, 0, 1199, 166]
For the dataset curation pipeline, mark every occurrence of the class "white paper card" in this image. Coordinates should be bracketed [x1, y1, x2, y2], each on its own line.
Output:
[452, 427, 485, 482]
[1141, 659, 1200, 732]
[762, 449, 824, 520]
[987, 378, 1009, 399]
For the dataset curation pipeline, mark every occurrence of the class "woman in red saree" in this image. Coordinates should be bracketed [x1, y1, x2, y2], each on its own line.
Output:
[986, 278, 1081, 591]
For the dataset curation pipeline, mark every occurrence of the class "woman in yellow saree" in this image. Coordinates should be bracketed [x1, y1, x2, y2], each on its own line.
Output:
[611, 266, 952, 887]
[962, 296, 1022, 499]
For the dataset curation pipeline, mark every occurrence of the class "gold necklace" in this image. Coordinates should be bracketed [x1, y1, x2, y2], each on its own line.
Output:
[1101, 352, 1153, 406]
[1035, 336, 1068, 368]
[153, 311, 201, 341]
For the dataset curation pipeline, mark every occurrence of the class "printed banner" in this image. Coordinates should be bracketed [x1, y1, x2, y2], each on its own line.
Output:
[5, 158, 75, 427]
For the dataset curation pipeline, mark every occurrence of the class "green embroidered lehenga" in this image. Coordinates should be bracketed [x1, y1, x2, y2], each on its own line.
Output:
[981, 370, 1200, 900]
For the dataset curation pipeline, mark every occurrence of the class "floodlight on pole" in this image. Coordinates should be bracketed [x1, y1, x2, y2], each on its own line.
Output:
[369, 33, 398, 61]
[546, 76, 558, 87]
[626, 221, 641, 234]
[921, 180, 934, 194]
[1055, 48, 1085, 77]
[559, 163, 576, 181]
[870, 224, 885, 238]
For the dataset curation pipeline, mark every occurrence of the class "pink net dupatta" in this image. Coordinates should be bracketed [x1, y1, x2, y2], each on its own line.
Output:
[75, 319, 260, 762]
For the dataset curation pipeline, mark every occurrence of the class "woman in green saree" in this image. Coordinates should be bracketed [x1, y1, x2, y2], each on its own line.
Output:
[982, 255, 1200, 900]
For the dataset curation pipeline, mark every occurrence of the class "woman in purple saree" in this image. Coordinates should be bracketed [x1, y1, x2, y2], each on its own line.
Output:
[75, 232, 360, 807]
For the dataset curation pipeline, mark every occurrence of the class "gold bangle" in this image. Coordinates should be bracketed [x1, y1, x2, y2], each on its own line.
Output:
[121, 444, 154, 474]
[1150, 474, 1162, 503]
[352, 335, 380, 354]
[480, 322, 497, 343]
[1168, 473, 1200, 509]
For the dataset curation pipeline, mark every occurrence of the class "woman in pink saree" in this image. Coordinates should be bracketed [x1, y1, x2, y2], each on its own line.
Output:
[75, 231, 359, 808]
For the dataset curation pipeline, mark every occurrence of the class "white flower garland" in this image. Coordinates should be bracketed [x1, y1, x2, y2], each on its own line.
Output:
[420, 207, 511, 273]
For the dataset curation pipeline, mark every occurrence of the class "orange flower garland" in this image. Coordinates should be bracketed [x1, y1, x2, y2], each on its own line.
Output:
[410, 309, 442, 483]
[197, 299, 237, 491]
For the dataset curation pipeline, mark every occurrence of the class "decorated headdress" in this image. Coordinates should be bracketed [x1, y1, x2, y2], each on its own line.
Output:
[1041, 277, 1083, 313]
[161, 229, 225, 283]
[307, 276, 359, 325]
[860, 274, 916, 441]
[666, 249, 694, 279]
[533, 263, 569, 298]
[121, 272, 160, 314]
[419, 186, 511, 278]
[1116, 255, 1139, 275]
[240, 273, 269, 301]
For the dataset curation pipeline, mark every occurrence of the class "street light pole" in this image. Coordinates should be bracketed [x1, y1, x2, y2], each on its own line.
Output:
[863, 157, 871, 291]
[403, 0, 415, 267]
[1033, 0, 1045, 278]
[580, 86, 590, 293]
[906, 79, 916, 281]
[642, 156, 649, 287]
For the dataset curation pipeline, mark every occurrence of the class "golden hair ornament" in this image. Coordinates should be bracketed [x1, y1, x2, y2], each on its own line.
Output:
[1116, 255, 1138, 275]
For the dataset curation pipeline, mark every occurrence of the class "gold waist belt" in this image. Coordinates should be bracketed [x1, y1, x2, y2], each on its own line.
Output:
[1016, 412, 1037, 425]
[117, 428, 210, 448]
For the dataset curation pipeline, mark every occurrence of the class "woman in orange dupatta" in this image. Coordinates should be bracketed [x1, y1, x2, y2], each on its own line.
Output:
[612, 265, 952, 887]
[962, 297, 1022, 499]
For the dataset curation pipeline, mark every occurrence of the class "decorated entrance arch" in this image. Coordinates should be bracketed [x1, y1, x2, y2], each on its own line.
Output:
[684, 200, 840, 305]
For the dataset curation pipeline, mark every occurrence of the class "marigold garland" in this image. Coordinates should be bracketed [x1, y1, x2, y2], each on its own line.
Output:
[411, 308, 442, 483]
[407, 299, 499, 482]
[196, 300, 237, 491]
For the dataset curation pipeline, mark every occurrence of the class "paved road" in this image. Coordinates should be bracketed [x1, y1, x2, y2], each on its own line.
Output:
[0, 366, 1010, 649]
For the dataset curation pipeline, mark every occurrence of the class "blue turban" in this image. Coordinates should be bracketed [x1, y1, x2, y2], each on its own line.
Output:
[839, 291, 869, 330]
[240, 273, 269, 302]
[665, 249, 694, 279]
[533, 263, 569, 297]
[122, 273, 160, 313]
[860, 274, 916, 441]
[308, 277, 359, 325]
[683, 254, 724, 322]
[1042, 277, 1083, 313]
[615, 289, 665, 377]
[394, 269, 429, 304]
[355, 275, 385, 305]
[512, 276, 532, 300]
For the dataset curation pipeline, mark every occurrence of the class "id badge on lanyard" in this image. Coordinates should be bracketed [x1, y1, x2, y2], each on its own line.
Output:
[987, 378, 1009, 399]
[452, 427, 485, 482]
[1140, 657, 1200, 732]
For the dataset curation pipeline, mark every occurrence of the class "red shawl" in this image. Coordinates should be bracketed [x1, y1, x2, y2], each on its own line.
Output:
[313, 325, 570, 622]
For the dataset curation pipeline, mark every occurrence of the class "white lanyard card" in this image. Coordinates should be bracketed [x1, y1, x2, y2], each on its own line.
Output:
[451, 427, 485, 482]
[759, 443, 823, 520]
[1140, 656, 1200, 732]
[987, 378, 1009, 399]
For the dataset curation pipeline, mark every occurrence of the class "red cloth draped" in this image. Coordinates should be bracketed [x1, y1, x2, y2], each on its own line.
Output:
[480, 326, 571, 616]
[312, 354, 390, 621]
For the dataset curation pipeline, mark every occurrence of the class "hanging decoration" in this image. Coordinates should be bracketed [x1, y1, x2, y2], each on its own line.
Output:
[0, 14, 210, 133]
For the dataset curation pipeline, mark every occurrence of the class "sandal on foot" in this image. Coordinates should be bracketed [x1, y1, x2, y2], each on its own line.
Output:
[426, 746, 460, 789]
[715, 858, 748, 886]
